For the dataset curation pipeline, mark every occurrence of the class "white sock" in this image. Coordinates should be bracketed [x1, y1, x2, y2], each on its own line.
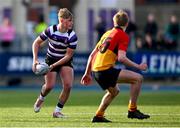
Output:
[39, 94, 45, 101]
[54, 106, 62, 113]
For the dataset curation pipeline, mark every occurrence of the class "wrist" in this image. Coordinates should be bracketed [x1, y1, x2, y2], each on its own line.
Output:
[136, 64, 140, 69]
[51, 64, 55, 68]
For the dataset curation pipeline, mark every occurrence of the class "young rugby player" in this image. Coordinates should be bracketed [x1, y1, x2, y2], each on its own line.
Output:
[32, 8, 78, 118]
[81, 10, 150, 122]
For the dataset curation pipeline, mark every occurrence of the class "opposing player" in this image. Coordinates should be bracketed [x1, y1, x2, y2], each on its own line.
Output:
[32, 8, 78, 118]
[81, 10, 150, 122]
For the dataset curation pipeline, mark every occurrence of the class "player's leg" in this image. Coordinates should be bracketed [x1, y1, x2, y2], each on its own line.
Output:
[117, 69, 142, 106]
[92, 85, 119, 123]
[53, 66, 73, 118]
[92, 67, 120, 122]
[34, 72, 57, 113]
[117, 69, 150, 119]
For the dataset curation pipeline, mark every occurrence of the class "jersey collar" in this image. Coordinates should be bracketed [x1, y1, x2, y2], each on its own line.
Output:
[114, 26, 123, 30]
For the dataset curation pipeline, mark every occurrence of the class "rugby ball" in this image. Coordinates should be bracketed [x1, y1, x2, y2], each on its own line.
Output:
[34, 63, 50, 75]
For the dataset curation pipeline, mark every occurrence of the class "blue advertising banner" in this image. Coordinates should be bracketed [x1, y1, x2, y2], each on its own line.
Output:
[0, 52, 180, 77]
[0, 52, 89, 76]
[135, 51, 180, 77]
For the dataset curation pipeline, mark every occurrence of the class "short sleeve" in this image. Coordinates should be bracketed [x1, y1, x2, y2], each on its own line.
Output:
[68, 31, 78, 49]
[40, 27, 50, 41]
[118, 34, 129, 51]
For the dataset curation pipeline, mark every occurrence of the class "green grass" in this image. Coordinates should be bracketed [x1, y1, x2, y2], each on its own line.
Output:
[0, 89, 180, 127]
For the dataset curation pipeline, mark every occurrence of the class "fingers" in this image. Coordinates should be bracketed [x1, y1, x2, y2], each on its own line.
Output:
[32, 62, 39, 72]
[81, 80, 88, 85]
[139, 63, 148, 71]
[81, 75, 92, 86]
[80, 79, 84, 85]
[32, 63, 37, 72]
[81, 78, 90, 85]
[143, 64, 148, 70]
[81, 81, 86, 85]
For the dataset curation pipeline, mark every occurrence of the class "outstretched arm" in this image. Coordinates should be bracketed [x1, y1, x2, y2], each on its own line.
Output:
[118, 50, 148, 71]
[81, 48, 98, 85]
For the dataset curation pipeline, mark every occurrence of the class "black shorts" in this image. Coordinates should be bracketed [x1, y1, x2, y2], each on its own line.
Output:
[45, 55, 73, 72]
[92, 67, 121, 90]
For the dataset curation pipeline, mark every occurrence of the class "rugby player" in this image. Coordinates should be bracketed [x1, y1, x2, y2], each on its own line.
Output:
[81, 10, 150, 122]
[32, 8, 78, 118]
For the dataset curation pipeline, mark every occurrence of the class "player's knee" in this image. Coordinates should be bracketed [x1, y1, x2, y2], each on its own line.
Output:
[139, 75, 144, 82]
[63, 83, 72, 91]
[111, 89, 119, 97]
[114, 89, 119, 96]
[138, 74, 143, 83]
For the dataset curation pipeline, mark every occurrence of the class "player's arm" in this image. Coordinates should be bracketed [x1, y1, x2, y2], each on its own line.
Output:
[32, 25, 50, 64]
[118, 50, 147, 71]
[81, 47, 98, 85]
[32, 36, 44, 72]
[85, 48, 98, 75]
[50, 48, 74, 69]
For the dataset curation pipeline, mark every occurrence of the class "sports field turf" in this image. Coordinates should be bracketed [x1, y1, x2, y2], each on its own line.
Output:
[0, 88, 180, 127]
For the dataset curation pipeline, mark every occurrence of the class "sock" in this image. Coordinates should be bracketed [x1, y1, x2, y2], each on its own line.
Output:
[57, 102, 64, 108]
[95, 110, 105, 117]
[54, 102, 64, 113]
[40, 92, 45, 97]
[54, 106, 62, 113]
[39, 93, 45, 101]
[128, 102, 137, 112]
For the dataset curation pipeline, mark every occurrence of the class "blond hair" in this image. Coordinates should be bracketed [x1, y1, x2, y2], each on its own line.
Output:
[113, 10, 129, 27]
[58, 8, 73, 19]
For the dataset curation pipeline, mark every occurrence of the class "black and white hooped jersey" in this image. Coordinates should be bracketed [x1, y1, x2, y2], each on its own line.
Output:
[40, 24, 78, 60]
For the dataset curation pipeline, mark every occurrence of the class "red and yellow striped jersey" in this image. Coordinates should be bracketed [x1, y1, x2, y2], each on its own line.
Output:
[92, 27, 129, 71]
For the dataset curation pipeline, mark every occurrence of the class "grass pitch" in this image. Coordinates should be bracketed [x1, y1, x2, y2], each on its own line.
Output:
[0, 88, 180, 127]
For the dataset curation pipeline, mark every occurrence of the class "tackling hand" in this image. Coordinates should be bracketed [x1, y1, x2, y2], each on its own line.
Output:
[81, 74, 92, 85]
[138, 63, 148, 71]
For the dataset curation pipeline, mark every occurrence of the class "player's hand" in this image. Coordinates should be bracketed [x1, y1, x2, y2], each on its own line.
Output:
[139, 63, 148, 71]
[32, 60, 39, 73]
[49, 64, 55, 71]
[81, 74, 92, 85]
